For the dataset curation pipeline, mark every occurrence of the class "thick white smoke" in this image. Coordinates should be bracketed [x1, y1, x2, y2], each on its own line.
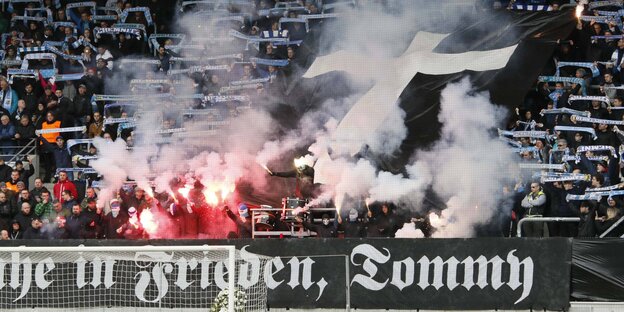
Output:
[89, 0, 516, 238]
[415, 78, 516, 237]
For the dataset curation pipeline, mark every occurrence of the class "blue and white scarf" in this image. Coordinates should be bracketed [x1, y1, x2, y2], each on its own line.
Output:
[119, 7, 153, 26]
[577, 145, 618, 157]
[511, 4, 553, 11]
[249, 57, 289, 67]
[549, 89, 564, 103]
[539, 76, 587, 95]
[555, 126, 597, 140]
[499, 136, 522, 147]
[66, 2, 96, 18]
[555, 62, 601, 78]
[567, 190, 624, 202]
[574, 115, 624, 125]
[0, 87, 14, 112]
[518, 163, 565, 170]
[568, 95, 610, 105]
[498, 129, 551, 139]
[540, 108, 590, 117]
[541, 173, 591, 183]
[589, 1, 624, 10]
[94, 24, 146, 41]
[565, 193, 602, 201]
[562, 155, 610, 163]
[587, 184, 622, 192]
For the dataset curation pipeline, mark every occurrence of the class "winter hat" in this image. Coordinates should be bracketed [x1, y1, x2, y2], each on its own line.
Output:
[110, 199, 121, 210]
[128, 207, 137, 216]
[238, 204, 249, 218]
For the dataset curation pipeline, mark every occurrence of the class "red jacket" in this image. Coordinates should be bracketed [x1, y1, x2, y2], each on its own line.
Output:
[54, 180, 78, 203]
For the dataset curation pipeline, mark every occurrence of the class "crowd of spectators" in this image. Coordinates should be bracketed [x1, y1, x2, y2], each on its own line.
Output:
[0, 0, 362, 240]
[1, 0, 622, 240]
[506, 0, 624, 238]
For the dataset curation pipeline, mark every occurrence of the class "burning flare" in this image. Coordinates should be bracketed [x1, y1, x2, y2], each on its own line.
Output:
[260, 164, 273, 175]
[201, 180, 236, 207]
[140, 209, 158, 237]
[575, 4, 583, 18]
[294, 157, 307, 168]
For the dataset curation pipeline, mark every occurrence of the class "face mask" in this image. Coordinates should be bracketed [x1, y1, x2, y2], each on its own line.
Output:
[111, 208, 119, 218]
[322, 219, 330, 226]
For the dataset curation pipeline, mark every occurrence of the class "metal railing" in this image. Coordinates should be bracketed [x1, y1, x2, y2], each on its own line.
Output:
[517, 217, 580, 237]
[0, 139, 38, 163]
[600, 216, 624, 238]
[251, 207, 336, 238]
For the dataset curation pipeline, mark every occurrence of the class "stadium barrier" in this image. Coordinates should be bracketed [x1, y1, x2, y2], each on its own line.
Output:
[1, 238, 598, 310]
[516, 217, 580, 237]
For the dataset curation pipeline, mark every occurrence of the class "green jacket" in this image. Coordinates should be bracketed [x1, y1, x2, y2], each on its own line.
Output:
[35, 201, 53, 217]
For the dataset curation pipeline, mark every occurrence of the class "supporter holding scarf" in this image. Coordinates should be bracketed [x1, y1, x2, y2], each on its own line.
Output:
[0, 77, 18, 114]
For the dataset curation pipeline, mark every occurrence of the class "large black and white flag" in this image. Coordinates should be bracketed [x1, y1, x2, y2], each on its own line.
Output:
[291, 8, 575, 181]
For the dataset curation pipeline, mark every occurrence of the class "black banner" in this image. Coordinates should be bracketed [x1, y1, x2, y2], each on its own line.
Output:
[0, 238, 571, 310]
[572, 239, 624, 302]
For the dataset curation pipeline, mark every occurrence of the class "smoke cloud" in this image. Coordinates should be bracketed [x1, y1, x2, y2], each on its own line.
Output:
[88, 0, 516, 238]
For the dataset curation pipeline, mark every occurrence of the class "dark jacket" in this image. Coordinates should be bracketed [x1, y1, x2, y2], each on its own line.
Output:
[22, 227, 44, 239]
[82, 208, 103, 239]
[578, 210, 597, 238]
[39, 137, 72, 169]
[73, 93, 91, 118]
[14, 211, 34, 232]
[65, 213, 87, 239]
[15, 122, 36, 146]
[102, 211, 128, 239]
[301, 220, 337, 238]
[0, 200, 16, 221]
[226, 209, 252, 238]
[0, 164, 11, 182]
[370, 211, 399, 237]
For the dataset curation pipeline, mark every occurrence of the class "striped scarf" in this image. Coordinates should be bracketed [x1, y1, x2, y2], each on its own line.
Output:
[567, 190, 624, 202]
[500, 137, 522, 147]
[518, 163, 566, 171]
[556, 62, 600, 78]
[565, 193, 602, 201]
[587, 184, 622, 192]
[498, 129, 552, 139]
[574, 115, 624, 125]
[589, 1, 624, 10]
[66, 2, 96, 17]
[249, 57, 289, 67]
[568, 95, 610, 105]
[577, 145, 618, 157]
[554, 126, 597, 140]
[119, 7, 153, 26]
[510, 4, 552, 11]
[540, 108, 590, 117]
[562, 155, 610, 163]
[538, 76, 587, 95]
[541, 173, 591, 183]
[511, 146, 538, 153]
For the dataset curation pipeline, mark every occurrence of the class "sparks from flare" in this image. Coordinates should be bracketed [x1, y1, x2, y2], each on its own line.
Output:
[139, 209, 158, 236]
[260, 164, 273, 175]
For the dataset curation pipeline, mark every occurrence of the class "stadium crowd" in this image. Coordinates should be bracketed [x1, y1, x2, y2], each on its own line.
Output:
[503, 0, 624, 238]
[0, 0, 622, 240]
[0, 0, 378, 240]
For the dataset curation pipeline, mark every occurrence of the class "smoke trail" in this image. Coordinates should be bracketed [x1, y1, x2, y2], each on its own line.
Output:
[416, 78, 516, 237]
